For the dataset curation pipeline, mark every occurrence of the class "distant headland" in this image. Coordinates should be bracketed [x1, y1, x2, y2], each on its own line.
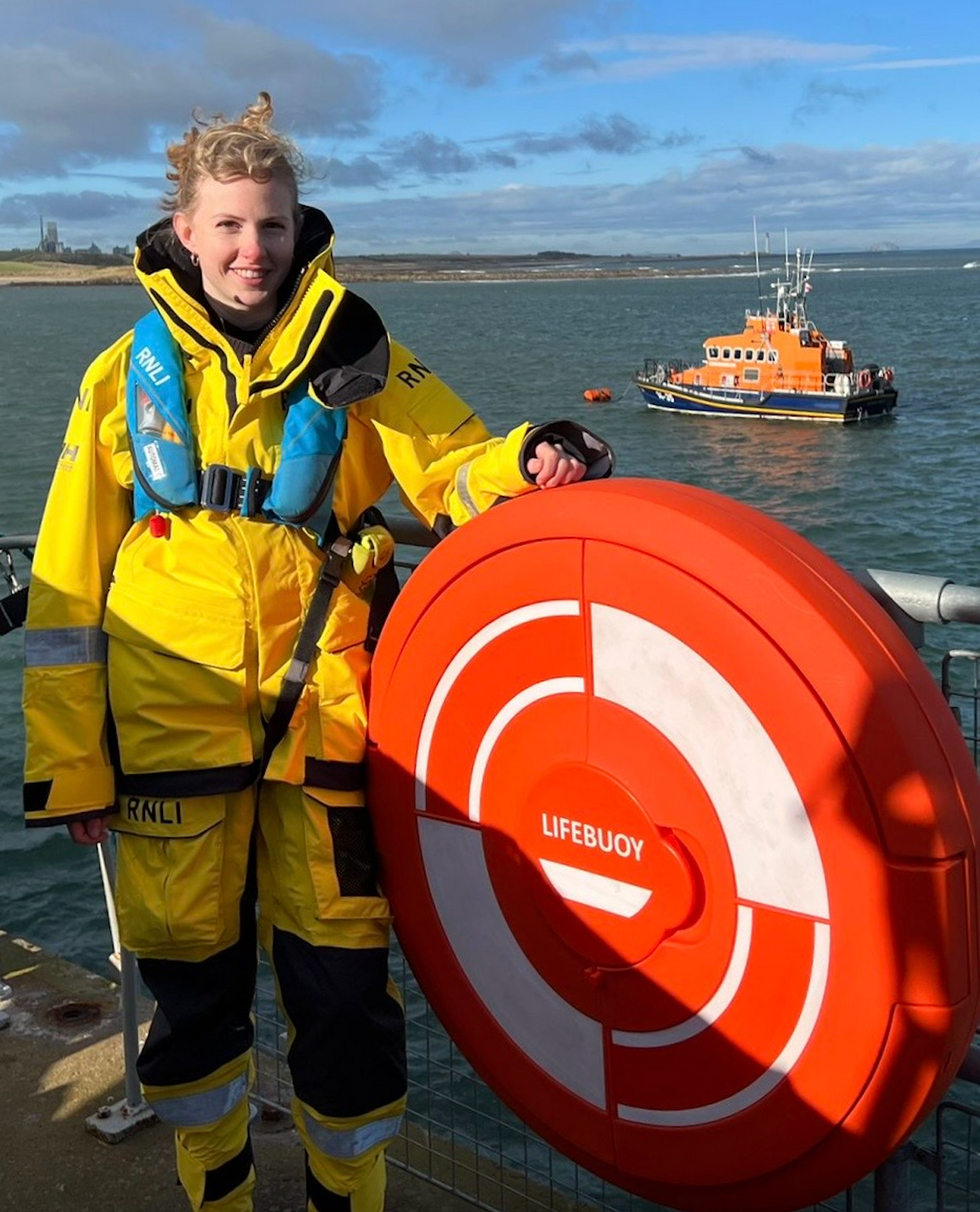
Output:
[0, 243, 939, 288]
[0, 247, 807, 287]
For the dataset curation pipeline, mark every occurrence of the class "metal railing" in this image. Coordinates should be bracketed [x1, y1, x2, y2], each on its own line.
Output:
[634, 357, 894, 400]
[7, 526, 980, 1211]
[0, 536, 31, 636]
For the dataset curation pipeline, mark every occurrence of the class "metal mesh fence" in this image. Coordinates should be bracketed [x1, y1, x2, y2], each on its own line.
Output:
[939, 1099, 980, 1212]
[943, 651, 980, 764]
[251, 938, 889, 1212]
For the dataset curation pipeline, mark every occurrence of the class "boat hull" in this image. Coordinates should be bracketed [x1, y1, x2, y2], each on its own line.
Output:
[635, 379, 898, 423]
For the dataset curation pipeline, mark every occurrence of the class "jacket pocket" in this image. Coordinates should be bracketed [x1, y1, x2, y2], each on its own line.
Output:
[112, 795, 234, 957]
[104, 581, 246, 667]
[307, 797, 384, 918]
[404, 372, 474, 441]
[262, 788, 391, 935]
[104, 582, 252, 776]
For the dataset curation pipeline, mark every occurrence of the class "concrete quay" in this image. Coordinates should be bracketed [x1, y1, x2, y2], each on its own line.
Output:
[0, 930, 475, 1212]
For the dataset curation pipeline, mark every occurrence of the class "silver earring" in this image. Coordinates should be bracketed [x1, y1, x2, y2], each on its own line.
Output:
[190, 252, 199, 267]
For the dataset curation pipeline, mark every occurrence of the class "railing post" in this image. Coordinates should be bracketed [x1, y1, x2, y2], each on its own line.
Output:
[0, 951, 11, 1031]
[873, 1142, 913, 1212]
[84, 840, 157, 1142]
[118, 947, 144, 1111]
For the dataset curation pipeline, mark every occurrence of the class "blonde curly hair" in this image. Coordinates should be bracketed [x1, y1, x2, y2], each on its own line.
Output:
[162, 92, 306, 214]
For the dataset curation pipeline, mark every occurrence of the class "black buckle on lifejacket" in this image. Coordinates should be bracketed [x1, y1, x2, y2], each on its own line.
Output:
[199, 465, 271, 517]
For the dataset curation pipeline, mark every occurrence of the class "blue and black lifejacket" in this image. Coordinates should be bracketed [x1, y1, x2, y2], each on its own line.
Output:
[126, 310, 354, 543]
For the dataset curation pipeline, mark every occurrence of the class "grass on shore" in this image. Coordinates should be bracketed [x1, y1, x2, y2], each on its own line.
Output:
[0, 260, 135, 283]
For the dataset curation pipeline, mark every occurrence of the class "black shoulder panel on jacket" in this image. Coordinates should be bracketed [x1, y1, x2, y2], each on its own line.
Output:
[307, 290, 390, 408]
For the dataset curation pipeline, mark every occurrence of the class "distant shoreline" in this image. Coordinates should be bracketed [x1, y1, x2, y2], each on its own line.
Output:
[0, 268, 721, 287]
[0, 251, 767, 288]
[2, 245, 947, 289]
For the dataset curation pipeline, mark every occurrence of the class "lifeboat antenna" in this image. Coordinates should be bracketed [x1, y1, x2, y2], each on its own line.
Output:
[752, 217, 763, 306]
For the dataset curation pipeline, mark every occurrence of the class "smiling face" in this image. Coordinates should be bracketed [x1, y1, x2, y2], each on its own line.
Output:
[173, 174, 298, 328]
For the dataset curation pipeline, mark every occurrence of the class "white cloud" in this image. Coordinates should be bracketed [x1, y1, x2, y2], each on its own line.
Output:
[0, 3, 975, 254]
[839, 56, 980, 71]
[0, 14, 383, 178]
[553, 33, 892, 81]
[318, 139, 980, 254]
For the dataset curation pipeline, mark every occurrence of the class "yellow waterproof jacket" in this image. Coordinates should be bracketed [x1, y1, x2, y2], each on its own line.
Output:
[23, 209, 547, 827]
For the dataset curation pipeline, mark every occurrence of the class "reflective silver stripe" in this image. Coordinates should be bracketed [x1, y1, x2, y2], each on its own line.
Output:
[301, 1108, 404, 1160]
[145, 1071, 248, 1128]
[454, 461, 479, 519]
[23, 626, 107, 667]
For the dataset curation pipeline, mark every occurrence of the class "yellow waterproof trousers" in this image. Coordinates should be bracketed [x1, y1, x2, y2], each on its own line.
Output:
[114, 780, 406, 1212]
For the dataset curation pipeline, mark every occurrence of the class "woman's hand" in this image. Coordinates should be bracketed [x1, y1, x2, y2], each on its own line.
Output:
[67, 815, 112, 845]
[526, 441, 587, 489]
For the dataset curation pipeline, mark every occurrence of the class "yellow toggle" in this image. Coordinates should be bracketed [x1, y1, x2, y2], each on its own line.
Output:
[341, 526, 394, 594]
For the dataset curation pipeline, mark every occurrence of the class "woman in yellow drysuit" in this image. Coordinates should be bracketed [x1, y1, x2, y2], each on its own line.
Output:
[21, 93, 613, 1212]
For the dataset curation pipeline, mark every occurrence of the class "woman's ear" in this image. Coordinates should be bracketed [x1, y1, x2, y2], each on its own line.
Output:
[172, 211, 194, 253]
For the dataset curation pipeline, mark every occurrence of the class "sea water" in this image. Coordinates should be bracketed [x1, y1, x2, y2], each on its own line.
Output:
[2, 248, 980, 977]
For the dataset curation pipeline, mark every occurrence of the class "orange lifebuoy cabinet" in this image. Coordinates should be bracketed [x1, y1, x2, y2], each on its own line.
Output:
[367, 478, 980, 1212]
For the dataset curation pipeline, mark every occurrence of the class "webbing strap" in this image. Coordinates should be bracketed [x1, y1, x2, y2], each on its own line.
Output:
[258, 532, 352, 783]
[355, 505, 401, 655]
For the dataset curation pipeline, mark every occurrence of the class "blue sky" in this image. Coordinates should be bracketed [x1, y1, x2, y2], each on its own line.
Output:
[1, 0, 978, 256]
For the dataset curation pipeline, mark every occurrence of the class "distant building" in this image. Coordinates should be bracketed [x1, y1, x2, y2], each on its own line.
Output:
[38, 218, 62, 254]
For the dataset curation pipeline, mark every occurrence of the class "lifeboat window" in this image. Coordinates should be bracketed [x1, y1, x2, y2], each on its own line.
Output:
[707, 345, 719, 359]
[744, 349, 755, 361]
[767, 350, 778, 363]
[743, 367, 760, 382]
[722, 347, 732, 360]
[733, 349, 743, 361]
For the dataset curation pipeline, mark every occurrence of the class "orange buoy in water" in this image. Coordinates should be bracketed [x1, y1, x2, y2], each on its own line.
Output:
[368, 478, 980, 1212]
[584, 387, 612, 403]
